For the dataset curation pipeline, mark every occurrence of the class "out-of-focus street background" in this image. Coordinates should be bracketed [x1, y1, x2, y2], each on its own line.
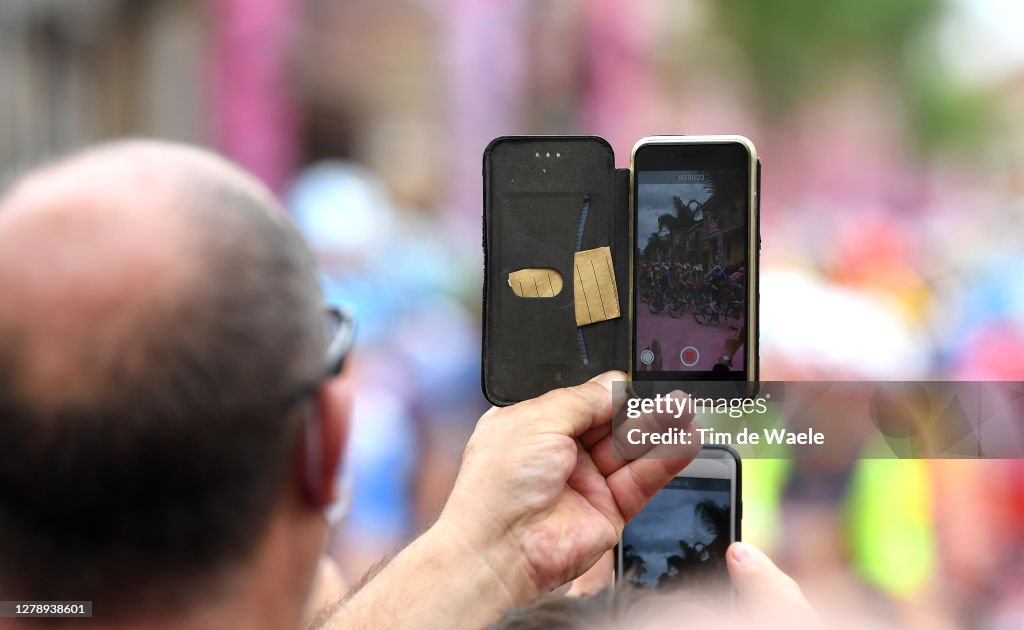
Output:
[3, 1, 1024, 626]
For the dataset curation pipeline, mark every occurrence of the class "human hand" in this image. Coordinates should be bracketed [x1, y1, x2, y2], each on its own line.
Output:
[724, 331, 743, 356]
[438, 371, 698, 603]
[317, 373, 696, 630]
[727, 542, 820, 627]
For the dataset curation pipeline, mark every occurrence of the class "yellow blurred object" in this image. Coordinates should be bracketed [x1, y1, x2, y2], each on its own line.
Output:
[848, 451, 935, 599]
[741, 458, 790, 551]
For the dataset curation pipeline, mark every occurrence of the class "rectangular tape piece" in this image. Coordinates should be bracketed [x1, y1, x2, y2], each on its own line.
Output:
[573, 246, 621, 326]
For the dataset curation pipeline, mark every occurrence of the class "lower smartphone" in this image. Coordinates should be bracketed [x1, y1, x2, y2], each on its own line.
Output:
[629, 136, 759, 390]
[616, 446, 741, 593]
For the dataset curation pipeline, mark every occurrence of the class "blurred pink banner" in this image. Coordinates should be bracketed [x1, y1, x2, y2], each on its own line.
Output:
[207, 0, 301, 194]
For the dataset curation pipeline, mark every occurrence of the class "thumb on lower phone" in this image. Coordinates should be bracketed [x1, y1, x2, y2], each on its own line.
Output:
[726, 542, 821, 626]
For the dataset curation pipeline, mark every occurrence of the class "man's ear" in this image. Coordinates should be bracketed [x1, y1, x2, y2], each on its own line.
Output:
[299, 373, 351, 508]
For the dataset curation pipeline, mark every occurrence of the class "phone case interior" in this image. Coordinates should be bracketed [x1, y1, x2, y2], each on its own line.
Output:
[482, 136, 630, 405]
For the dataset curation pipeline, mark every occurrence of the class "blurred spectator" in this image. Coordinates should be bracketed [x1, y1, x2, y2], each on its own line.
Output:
[286, 159, 484, 579]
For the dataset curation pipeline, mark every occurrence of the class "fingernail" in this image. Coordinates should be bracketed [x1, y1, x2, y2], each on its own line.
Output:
[731, 542, 751, 563]
[668, 389, 690, 403]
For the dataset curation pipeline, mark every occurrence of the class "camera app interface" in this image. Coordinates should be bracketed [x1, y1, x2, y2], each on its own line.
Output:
[635, 169, 747, 376]
[621, 476, 732, 591]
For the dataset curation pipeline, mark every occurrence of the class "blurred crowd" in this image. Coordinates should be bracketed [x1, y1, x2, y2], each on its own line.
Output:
[2, 0, 1023, 626]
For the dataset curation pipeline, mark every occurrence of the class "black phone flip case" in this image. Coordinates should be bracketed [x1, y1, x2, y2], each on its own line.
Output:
[482, 136, 630, 406]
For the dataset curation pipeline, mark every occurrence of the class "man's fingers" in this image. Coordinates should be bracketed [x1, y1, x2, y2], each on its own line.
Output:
[578, 422, 611, 450]
[606, 449, 696, 522]
[612, 390, 695, 460]
[588, 390, 696, 478]
[582, 431, 621, 476]
[727, 542, 820, 625]
[527, 371, 625, 438]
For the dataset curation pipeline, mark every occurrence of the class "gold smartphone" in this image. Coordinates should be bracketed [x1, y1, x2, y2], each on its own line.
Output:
[628, 136, 759, 390]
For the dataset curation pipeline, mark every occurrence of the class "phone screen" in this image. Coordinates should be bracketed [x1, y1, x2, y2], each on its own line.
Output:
[632, 141, 753, 381]
[620, 475, 734, 592]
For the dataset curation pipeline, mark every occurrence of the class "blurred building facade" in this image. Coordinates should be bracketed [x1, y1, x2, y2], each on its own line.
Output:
[0, 0, 206, 168]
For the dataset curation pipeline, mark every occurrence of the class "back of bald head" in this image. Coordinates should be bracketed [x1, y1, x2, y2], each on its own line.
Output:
[0, 140, 326, 616]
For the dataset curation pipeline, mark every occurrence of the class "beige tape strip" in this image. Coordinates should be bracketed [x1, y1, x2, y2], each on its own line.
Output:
[573, 246, 620, 326]
[508, 268, 564, 298]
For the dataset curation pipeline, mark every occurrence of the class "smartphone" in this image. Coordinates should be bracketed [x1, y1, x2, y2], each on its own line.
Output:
[617, 446, 741, 593]
[629, 136, 759, 387]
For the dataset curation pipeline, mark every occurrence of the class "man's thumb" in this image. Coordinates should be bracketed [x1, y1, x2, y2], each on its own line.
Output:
[726, 542, 819, 624]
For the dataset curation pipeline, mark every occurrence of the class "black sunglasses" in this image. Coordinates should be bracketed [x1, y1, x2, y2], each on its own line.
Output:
[324, 306, 357, 377]
[285, 306, 356, 408]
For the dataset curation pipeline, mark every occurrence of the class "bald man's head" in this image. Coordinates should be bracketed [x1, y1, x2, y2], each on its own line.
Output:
[0, 141, 327, 615]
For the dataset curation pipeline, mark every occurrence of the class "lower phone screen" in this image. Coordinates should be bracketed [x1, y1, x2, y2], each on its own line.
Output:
[621, 476, 732, 591]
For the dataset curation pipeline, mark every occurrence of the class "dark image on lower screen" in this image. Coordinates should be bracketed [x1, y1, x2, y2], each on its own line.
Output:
[621, 477, 732, 591]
